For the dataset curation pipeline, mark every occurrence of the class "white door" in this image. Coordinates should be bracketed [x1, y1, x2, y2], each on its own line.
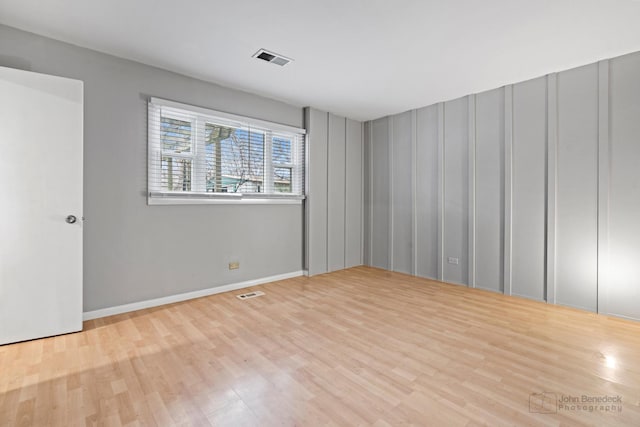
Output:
[0, 66, 83, 345]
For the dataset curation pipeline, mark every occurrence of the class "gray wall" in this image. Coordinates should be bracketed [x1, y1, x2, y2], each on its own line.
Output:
[415, 105, 440, 280]
[474, 88, 504, 293]
[368, 117, 391, 270]
[443, 98, 469, 285]
[607, 53, 640, 320]
[0, 24, 306, 312]
[305, 108, 363, 276]
[365, 50, 640, 321]
[511, 76, 547, 301]
[555, 64, 598, 311]
[391, 111, 413, 274]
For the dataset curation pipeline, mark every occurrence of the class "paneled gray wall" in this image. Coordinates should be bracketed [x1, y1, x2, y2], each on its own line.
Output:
[607, 53, 640, 320]
[443, 98, 469, 285]
[415, 105, 440, 280]
[391, 111, 413, 274]
[305, 108, 329, 276]
[345, 119, 363, 268]
[555, 64, 598, 311]
[365, 50, 640, 321]
[305, 108, 363, 275]
[328, 114, 347, 272]
[363, 123, 372, 267]
[475, 88, 504, 293]
[511, 77, 547, 301]
[368, 117, 391, 270]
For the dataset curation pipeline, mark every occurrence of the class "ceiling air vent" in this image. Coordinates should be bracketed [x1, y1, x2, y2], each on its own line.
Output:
[253, 49, 292, 66]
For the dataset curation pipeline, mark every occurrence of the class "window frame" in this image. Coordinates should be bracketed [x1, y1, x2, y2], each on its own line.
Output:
[158, 110, 198, 192]
[148, 97, 306, 205]
[271, 132, 297, 194]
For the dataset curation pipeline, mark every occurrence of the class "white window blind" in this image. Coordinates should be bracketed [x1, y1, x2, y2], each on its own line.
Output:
[148, 98, 305, 204]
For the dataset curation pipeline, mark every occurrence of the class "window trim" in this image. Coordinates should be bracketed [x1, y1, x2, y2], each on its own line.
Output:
[272, 131, 299, 194]
[151, 97, 305, 135]
[148, 97, 306, 205]
[147, 192, 304, 205]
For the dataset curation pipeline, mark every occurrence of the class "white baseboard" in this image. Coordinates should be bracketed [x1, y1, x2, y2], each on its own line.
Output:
[83, 270, 304, 321]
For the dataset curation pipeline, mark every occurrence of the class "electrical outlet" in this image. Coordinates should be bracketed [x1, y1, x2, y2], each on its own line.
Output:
[228, 261, 240, 270]
[447, 257, 459, 265]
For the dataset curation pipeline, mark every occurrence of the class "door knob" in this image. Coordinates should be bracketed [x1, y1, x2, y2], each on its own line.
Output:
[66, 215, 77, 224]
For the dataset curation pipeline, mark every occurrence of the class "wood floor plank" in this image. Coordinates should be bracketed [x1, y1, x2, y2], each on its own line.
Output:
[1, 266, 640, 426]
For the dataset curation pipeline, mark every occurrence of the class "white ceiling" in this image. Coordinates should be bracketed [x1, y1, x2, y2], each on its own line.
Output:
[2, 0, 640, 121]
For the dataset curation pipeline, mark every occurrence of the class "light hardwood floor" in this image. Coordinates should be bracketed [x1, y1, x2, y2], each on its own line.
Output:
[1, 266, 640, 426]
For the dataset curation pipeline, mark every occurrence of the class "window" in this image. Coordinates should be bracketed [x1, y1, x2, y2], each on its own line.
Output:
[148, 98, 305, 204]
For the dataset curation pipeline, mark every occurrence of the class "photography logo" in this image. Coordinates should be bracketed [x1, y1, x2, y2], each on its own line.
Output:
[530, 392, 557, 414]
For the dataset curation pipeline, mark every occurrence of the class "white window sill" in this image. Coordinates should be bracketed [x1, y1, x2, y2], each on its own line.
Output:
[147, 192, 305, 205]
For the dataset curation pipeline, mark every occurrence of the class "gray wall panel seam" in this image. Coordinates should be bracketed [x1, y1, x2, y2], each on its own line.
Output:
[468, 95, 476, 288]
[437, 103, 445, 281]
[326, 112, 330, 273]
[388, 116, 394, 271]
[543, 76, 549, 302]
[411, 109, 418, 275]
[546, 73, 558, 304]
[369, 122, 374, 266]
[360, 122, 365, 266]
[504, 85, 513, 296]
[344, 117, 347, 269]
